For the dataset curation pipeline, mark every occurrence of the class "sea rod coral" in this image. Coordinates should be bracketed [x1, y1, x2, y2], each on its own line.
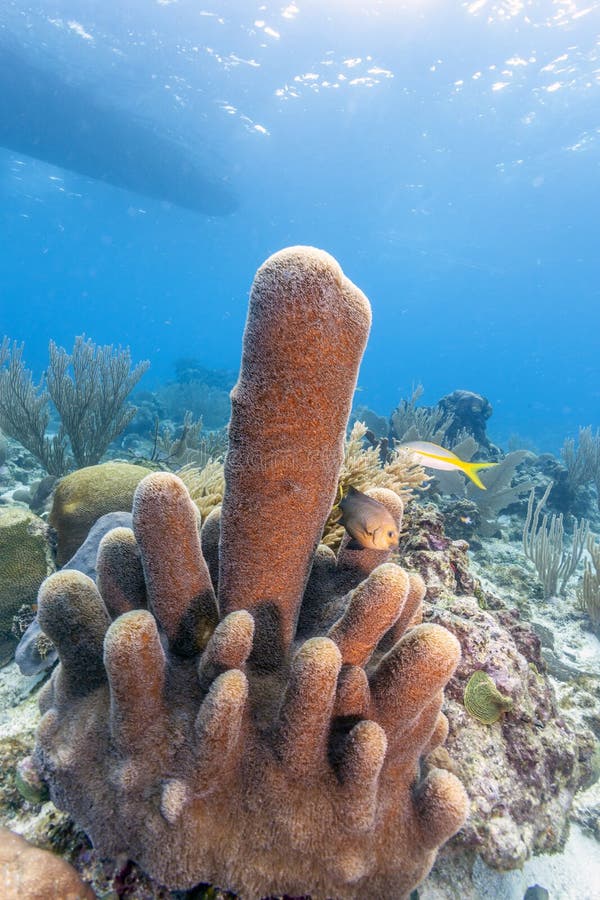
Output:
[28, 247, 468, 899]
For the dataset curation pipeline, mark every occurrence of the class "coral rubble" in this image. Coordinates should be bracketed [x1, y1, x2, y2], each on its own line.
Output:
[29, 247, 467, 899]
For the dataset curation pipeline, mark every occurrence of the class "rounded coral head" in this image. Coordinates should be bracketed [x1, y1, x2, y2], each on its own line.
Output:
[255, 245, 373, 332]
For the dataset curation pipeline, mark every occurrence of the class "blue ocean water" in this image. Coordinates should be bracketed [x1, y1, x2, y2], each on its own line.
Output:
[1, 0, 598, 452]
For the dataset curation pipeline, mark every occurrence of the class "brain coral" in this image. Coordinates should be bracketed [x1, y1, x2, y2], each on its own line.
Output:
[30, 247, 468, 899]
[49, 462, 152, 564]
[0, 507, 53, 635]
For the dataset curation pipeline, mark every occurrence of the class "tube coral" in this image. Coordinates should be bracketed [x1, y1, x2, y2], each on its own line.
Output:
[219, 246, 372, 655]
[30, 247, 467, 900]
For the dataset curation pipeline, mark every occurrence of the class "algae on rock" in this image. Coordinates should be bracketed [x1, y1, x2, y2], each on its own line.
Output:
[463, 670, 514, 725]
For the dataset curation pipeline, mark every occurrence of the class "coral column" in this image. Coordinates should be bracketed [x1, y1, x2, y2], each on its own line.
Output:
[219, 247, 371, 657]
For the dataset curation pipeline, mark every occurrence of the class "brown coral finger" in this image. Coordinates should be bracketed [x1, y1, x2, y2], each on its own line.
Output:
[414, 767, 469, 850]
[133, 472, 219, 657]
[338, 719, 387, 832]
[197, 610, 255, 692]
[423, 712, 450, 756]
[369, 624, 461, 737]
[37, 678, 54, 715]
[339, 719, 387, 786]
[37, 570, 109, 699]
[277, 637, 342, 777]
[397, 691, 444, 759]
[35, 708, 60, 756]
[333, 665, 370, 719]
[219, 247, 372, 657]
[96, 527, 146, 619]
[296, 544, 338, 637]
[104, 610, 166, 756]
[328, 563, 409, 666]
[378, 572, 426, 651]
[200, 505, 221, 593]
[380, 694, 444, 786]
[194, 669, 248, 794]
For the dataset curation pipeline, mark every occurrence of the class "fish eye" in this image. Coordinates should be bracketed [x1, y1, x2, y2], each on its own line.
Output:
[388, 531, 395, 538]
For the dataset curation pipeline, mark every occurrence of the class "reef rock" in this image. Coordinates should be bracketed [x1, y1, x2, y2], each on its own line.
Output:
[426, 594, 594, 870]
[437, 390, 494, 451]
[400, 502, 479, 599]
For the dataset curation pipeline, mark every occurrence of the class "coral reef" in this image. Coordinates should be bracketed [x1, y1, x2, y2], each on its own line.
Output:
[465, 449, 535, 535]
[390, 384, 453, 446]
[49, 462, 152, 564]
[561, 426, 600, 511]
[350, 405, 389, 440]
[153, 416, 228, 469]
[29, 247, 467, 899]
[393, 499, 597, 870]
[0, 508, 54, 637]
[174, 358, 237, 391]
[398, 502, 479, 600]
[156, 380, 231, 431]
[388, 387, 497, 453]
[0, 728, 35, 816]
[438, 497, 482, 543]
[432, 439, 534, 536]
[429, 593, 594, 870]
[177, 460, 226, 522]
[437, 390, 494, 450]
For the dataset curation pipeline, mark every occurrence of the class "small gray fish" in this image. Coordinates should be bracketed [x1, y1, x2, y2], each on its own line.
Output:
[339, 486, 399, 550]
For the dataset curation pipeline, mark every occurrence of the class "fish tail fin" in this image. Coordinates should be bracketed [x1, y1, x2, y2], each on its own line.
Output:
[461, 461, 498, 490]
[333, 481, 344, 508]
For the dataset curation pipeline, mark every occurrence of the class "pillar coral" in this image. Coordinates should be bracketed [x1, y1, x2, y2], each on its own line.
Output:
[31, 247, 467, 900]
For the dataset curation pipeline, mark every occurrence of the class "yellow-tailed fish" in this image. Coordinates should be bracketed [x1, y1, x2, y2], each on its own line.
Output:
[400, 441, 497, 490]
[339, 486, 399, 550]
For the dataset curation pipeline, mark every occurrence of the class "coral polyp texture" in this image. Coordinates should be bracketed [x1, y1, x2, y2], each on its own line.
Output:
[30, 247, 467, 899]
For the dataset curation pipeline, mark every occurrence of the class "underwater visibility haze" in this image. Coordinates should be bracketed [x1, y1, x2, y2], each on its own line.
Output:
[2, 4, 600, 900]
[0, 0, 598, 450]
